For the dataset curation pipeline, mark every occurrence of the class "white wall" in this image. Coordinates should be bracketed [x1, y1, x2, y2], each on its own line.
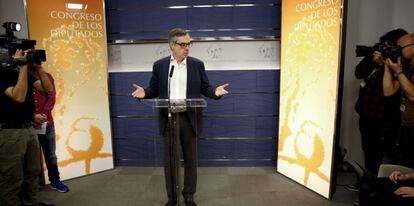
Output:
[0, 0, 28, 38]
[393, 0, 414, 30]
[340, 0, 414, 165]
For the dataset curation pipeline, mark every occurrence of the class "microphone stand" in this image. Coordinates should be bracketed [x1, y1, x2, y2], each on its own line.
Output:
[167, 65, 180, 205]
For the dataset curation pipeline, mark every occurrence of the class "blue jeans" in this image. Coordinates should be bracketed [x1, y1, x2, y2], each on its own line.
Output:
[38, 124, 60, 183]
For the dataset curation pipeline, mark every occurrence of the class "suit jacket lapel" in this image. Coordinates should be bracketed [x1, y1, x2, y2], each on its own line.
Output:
[162, 56, 170, 98]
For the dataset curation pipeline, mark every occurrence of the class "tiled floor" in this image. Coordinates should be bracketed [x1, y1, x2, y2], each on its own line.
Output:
[38, 167, 357, 206]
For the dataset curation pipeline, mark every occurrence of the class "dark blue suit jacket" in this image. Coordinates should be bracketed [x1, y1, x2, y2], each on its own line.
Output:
[144, 56, 219, 135]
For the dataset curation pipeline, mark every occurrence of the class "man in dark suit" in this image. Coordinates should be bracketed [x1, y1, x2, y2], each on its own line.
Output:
[132, 28, 228, 206]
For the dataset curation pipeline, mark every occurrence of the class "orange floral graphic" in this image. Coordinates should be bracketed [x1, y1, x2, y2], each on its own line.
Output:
[58, 117, 112, 174]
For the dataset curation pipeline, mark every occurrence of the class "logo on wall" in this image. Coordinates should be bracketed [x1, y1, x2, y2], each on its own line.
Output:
[156, 45, 170, 59]
[259, 43, 275, 58]
[206, 44, 223, 59]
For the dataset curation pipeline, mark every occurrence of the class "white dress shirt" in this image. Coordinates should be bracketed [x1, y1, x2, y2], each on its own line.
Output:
[169, 56, 187, 100]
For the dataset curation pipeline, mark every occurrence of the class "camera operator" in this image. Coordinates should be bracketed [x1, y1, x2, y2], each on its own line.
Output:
[0, 49, 53, 206]
[355, 29, 408, 176]
[383, 33, 414, 168]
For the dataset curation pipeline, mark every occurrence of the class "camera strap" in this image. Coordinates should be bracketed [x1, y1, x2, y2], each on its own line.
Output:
[367, 68, 378, 79]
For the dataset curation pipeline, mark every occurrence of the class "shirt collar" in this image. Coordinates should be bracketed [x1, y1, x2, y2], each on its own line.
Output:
[170, 55, 187, 66]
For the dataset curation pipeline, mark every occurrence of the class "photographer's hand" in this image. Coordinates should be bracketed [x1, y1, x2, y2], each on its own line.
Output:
[373, 51, 384, 66]
[385, 56, 402, 73]
[4, 50, 28, 103]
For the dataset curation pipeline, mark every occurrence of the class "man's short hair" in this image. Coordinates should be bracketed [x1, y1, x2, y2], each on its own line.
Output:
[168, 28, 188, 43]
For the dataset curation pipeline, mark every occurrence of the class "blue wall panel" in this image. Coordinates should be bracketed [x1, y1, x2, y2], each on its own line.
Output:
[143, 9, 187, 31]
[105, 0, 281, 40]
[110, 95, 154, 117]
[202, 116, 278, 138]
[106, 0, 281, 166]
[106, 11, 144, 33]
[198, 140, 234, 159]
[234, 94, 278, 115]
[233, 7, 277, 28]
[202, 116, 256, 137]
[109, 72, 152, 94]
[114, 138, 277, 166]
[187, 8, 234, 29]
[255, 116, 278, 137]
[113, 138, 156, 160]
[112, 116, 278, 139]
[109, 70, 279, 166]
[107, 0, 267, 8]
[234, 139, 276, 159]
[111, 117, 157, 139]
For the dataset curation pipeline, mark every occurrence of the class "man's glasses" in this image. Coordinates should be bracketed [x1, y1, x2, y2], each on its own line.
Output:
[400, 43, 414, 50]
[175, 41, 193, 48]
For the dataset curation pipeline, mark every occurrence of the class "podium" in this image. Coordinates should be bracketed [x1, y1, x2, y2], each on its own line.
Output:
[141, 98, 207, 205]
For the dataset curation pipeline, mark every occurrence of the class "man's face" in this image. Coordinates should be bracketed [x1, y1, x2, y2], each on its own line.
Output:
[398, 35, 414, 69]
[169, 34, 191, 61]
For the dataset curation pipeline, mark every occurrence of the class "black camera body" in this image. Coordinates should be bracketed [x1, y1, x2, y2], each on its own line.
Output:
[0, 22, 46, 69]
[355, 42, 401, 62]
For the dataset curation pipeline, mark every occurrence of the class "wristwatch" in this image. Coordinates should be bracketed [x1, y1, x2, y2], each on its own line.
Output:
[394, 70, 404, 78]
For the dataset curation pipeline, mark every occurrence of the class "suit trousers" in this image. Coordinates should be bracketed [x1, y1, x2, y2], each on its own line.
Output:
[163, 112, 197, 201]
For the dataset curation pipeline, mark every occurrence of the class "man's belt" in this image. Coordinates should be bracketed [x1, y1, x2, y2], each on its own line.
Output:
[0, 122, 32, 129]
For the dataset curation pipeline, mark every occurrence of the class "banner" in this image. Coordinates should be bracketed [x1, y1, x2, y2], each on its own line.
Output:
[277, 0, 343, 198]
[26, 0, 113, 180]
[108, 41, 280, 72]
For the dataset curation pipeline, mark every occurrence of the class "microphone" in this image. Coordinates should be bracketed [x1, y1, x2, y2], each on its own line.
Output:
[168, 65, 174, 116]
[169, 65, 175, 78]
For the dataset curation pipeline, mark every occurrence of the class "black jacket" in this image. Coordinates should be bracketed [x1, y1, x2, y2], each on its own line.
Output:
[144, 56, 219, 135]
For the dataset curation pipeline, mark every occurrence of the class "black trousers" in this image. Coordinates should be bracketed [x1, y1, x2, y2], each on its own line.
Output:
[359, 116, 395, 175]
[163, 112, 197, 201]
[386, 126, 414, 168]
[359, 177, 414, 206]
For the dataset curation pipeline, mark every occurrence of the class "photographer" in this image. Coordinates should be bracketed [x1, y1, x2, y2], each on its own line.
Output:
[383, 33, 414, 168]
[355, 29, 407, 176]
[0, 49, 53, 205]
